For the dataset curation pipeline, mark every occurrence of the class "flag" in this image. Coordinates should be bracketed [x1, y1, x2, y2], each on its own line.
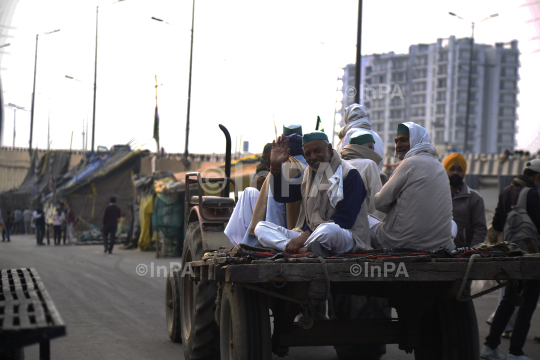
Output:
[315, 116, 325, 132]
[153, 105, 160, 144]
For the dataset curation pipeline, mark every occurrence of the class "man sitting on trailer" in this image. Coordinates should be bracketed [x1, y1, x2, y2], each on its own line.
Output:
[336, 103, 387, 184]
[370, 122, 455, 251]
[224, 130, 306, 246]
[339, 130, 385, 220]
[254, 131, 370, 254]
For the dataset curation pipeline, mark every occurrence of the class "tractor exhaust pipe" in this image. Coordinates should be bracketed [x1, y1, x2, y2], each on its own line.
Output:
[219, 124, 231, 197]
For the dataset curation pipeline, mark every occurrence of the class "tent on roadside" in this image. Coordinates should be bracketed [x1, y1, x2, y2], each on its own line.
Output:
[47, 150, 149, 235]
[0, 150, 71, 214]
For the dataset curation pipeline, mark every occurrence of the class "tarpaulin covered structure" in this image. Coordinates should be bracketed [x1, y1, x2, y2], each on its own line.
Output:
[0, 150, 71, 214]
[49, 150, 149, 232]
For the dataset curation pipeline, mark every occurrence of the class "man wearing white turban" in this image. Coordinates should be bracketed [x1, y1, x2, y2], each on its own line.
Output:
[336, 104, 385, 172]
[371, 122, 455, 251]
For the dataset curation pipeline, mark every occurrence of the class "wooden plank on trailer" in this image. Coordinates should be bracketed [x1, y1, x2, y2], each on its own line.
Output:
[225, 260, 537, 283]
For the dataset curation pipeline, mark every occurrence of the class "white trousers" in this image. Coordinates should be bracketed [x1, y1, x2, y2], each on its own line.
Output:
[266, 181, 287, 228]
[224, 188, 260, 246]
[67, 223, 74, 244]
[254, 221, 354, 254]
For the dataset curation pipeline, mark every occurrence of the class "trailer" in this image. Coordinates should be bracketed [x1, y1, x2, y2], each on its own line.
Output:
[164, 125, 540, 360]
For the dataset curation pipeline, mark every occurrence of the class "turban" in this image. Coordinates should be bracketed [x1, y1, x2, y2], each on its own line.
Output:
[302, 131, 328, 145]
[443, 153, 467, 175]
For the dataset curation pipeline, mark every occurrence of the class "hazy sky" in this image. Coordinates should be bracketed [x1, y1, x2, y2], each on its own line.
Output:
[1, 0, 539, 155]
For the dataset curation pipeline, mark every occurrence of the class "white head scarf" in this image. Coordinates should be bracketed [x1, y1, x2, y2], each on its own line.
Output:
[397, 122, 436, 160]
[343, 104, 370, 126]
[337, 104, 385, 165]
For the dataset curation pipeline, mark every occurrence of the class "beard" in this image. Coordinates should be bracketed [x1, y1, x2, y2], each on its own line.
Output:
[449, 174, 463, 188]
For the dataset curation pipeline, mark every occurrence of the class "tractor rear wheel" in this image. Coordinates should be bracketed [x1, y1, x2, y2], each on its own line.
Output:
[219, 283, 272, 360]
[180, 222, 220, 360]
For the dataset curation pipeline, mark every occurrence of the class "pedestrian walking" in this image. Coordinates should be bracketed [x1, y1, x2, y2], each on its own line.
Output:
[58, 203, 67, 245]
[481, 160, 540, 360]
[13, 208, 23, 234]
[23, 207, 33, 234]
[102, 197, 121, 254]
[52, 207, 65, 246]
[33, 204, 46, 245]
[66, 204, 75, 245]
[1, 210, 11, 242]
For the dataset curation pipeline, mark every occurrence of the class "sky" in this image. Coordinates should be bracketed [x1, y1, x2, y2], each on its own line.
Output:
[1, 0, 539, 155]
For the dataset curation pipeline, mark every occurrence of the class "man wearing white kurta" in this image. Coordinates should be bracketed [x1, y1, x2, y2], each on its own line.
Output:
[224, 129, 306, 246]
[371, 122, 455, 251]
[255, 131, 370, 254]
[340, 130, 385, 220]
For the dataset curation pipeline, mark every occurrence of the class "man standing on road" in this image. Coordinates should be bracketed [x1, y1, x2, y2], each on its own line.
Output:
[58, 202, 67, 245]
[23, 207, 33, 235]
[482, 160, 540, 360]
[1, 210, 11, 242]
[66, 204, 75, 245]
[103, 197, 121, 254]
[443, 153, 487, 248]
[33, 204, 45, 245]
[52, 206, 65, 246]
[13, 208, 22, 234]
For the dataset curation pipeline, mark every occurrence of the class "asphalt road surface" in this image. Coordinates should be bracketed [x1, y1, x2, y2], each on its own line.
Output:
[3, 234, 540, 359]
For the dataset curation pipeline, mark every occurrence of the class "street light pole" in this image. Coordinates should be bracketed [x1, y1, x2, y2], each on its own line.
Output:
[183, 0, 196, 167]
[28, 29, 60, 158]
[7, 103, 27, 149]
[91, 5, 99, 153]
[354, 0, 362, 104]
[449, 12, 498, 153]
[463, 22, 475, 153]
[29, 35, 38, 156]
[12, 107, 16, 148]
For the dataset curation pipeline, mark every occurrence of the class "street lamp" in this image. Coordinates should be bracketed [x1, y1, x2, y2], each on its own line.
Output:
[449, 12, 498, 152]
[92, 0, 128, 153]
[29, 29, 60, 157]
[151, 7, 195, 167]
[66, 75, 89, 151]
[6, 103, 28, 149]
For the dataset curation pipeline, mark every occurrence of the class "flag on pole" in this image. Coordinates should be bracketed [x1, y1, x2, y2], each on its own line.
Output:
[315, 116, 325, 132]
[153, 105, 160, 144]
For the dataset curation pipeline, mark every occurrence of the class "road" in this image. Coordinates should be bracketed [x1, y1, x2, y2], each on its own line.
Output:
[2, 234, 540, 359]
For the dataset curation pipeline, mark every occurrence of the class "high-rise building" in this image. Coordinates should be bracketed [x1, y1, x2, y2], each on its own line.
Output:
[338, 36, 520, 155]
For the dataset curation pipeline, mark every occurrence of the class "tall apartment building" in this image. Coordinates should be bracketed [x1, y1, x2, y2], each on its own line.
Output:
[338, 36, 520, 155]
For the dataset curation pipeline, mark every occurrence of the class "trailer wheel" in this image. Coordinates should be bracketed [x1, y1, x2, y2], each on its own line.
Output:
[166, 268, 182, 342]
[219, 283, 272, 360]
[414, 299, 479, 360]
[180, 222, 220, 360]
